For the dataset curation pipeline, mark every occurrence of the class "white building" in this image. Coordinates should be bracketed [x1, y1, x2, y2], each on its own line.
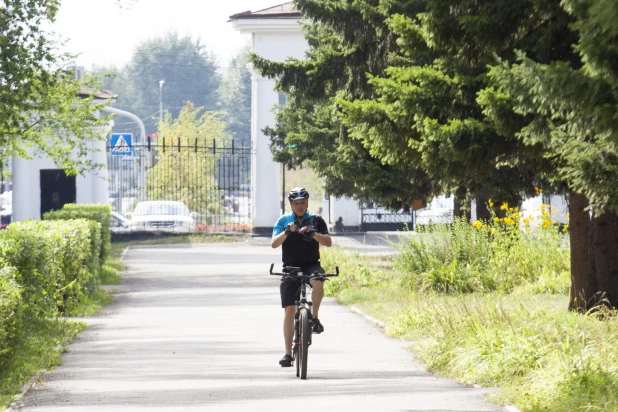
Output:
[230, 2, 362, 234]
[12, 87, 115, 221]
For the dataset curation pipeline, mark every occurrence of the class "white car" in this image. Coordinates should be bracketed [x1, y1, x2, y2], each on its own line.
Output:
[129, 201, 195, 233]
[111, 211, 130, 233]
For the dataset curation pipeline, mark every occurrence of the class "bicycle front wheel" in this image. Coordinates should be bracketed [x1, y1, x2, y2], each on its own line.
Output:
[299, 308, 311, 379]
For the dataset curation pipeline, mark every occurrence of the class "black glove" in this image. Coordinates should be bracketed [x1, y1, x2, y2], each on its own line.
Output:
[302, 227, 316, 242]
[284, 223, 294, 235]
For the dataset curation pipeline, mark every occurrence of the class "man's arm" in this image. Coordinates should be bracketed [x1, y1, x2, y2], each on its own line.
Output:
[272, 222, 296, 248]
[313, 232, 332, 247]
[271, 231, 287, 248]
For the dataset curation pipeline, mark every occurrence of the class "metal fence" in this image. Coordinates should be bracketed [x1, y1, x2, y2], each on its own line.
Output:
[107, 138, 252, 233]
[360, 203, 415, 232]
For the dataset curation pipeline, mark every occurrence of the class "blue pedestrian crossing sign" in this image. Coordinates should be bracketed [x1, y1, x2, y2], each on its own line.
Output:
[110, 133, 137, 157]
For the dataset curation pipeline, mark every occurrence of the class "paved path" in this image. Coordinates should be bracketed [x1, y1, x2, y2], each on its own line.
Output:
[14, 241, 507, 412]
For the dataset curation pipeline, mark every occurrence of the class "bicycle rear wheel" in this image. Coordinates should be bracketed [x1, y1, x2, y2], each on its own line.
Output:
[299, 308, 311, 379]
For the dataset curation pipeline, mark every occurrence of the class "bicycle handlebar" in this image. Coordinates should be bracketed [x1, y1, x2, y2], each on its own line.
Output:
[269, 263, 339, 277]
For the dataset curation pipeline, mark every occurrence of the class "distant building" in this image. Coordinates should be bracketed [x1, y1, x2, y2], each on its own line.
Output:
[12, 85, 116, 221]
[230, 3, 362, 234]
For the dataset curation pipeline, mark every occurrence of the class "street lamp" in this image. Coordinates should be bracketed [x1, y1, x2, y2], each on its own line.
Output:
[159, 80, 165, 127]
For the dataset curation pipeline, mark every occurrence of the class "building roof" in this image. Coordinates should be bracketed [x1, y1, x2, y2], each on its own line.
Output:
[78, 85, 118, 100]
[229, 2, 300, 20]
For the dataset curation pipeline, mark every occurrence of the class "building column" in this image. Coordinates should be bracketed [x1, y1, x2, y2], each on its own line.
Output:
[249, 65, 281, 235]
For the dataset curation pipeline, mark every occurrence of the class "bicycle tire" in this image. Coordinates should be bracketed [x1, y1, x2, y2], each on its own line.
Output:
[299, 308, 311, 379]
[295, 344, 300, 377]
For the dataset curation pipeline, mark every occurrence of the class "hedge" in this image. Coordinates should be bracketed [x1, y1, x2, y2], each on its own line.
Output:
[4, 219, 96, 313]
[43, 203, 111, 262]
[0, 204, 114, 374]
[0, 265, 21, 366]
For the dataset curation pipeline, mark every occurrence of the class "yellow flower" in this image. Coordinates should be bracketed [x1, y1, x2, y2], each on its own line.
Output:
[494, 217, 501, 223]
[535, 187, 543, 194]
[526, 227, 531, 232]
[488, 199, 494, 208]
[562, 224, 569, 233]
[472, 220, 482, 230]
[500, 202, 509, 211]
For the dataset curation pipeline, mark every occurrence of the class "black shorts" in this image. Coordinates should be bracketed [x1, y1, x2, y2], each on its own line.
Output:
[279, 262, 325, 308]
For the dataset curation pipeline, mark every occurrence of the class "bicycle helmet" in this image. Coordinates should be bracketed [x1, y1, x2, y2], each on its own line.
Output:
[288, 187, 310, 201]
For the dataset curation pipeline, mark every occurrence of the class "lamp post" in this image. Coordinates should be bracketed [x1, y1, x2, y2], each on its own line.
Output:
[159, 80, 165, 128]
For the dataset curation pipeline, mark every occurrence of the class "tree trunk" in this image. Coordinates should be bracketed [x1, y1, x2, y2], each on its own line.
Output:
[589, 208, 618, 308]
[568, 192, 592, 312]
[453, 186, 471, 220]
[475, 186, 491, 221]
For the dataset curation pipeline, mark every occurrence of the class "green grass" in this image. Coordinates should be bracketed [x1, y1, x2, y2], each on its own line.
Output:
[0, 319, 85, 409]
[321, 228, 617, 412]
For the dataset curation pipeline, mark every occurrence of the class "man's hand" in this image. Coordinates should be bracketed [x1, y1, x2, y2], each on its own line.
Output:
[284, 222, 297, 235]
[299, 226, 316, 242]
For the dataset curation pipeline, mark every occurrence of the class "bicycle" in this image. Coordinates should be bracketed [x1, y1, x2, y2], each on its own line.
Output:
[269, 263, 339, 379]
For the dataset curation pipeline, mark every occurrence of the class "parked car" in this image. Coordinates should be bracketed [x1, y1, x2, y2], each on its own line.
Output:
[111, 211, 130, 233]
[129, 201, 195, 233]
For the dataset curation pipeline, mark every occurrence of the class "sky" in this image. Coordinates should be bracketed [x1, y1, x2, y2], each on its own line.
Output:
[51, 0, 283, 69]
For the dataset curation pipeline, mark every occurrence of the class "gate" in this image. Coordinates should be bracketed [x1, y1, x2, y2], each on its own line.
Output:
[107, 138, 252, 233]
[360, 203, 415, 232]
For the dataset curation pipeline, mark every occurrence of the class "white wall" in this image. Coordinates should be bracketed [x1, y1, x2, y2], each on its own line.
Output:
[12, 126, 111, 222]
[234, 17, 362, 232]
[329, 196, 361, 229]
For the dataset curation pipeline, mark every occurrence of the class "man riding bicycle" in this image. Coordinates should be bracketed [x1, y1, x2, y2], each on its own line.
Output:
[271, 187, 332, 367]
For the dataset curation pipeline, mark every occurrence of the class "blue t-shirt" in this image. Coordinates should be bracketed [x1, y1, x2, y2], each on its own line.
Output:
[273, 211, 329, 266]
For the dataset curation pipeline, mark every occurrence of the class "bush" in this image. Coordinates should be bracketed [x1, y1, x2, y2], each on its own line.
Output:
[395, 204, 570, 294]
[6, 220, 95, 313]
[0, 266, 21, 366]
[0, 228, 60, 317]
[43, 204, 111, 262]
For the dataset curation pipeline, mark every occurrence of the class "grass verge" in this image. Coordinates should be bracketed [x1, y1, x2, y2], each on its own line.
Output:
[321, 246, 618, 412]
[0, 319, 85, 409]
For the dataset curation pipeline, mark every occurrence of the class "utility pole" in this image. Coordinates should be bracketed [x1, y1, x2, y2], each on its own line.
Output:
[159, 80, 165, 128]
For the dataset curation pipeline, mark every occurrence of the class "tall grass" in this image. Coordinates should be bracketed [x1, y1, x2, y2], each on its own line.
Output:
[321, 203, 617, 411]
[395, 208, 570, 294]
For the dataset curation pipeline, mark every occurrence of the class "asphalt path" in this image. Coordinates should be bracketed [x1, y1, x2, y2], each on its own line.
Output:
[14, 241, 508, 412]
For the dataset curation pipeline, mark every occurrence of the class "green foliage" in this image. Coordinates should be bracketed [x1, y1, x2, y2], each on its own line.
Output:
[320, 247, 391, 297]
[7, 220, 96, 313]
[0, 266, 21, 366]
[0, 0, 112, 172]
[43, 203, 112, 262]
[324, 242, 615, 411]
[251, 1, 436, 209]
[148, 103, 228, 216]
[0, 318, 85, 408]
[396, 208, 570, 293]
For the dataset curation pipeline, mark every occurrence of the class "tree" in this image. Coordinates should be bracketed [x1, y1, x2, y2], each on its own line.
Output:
[97, 31, 221, 135]
[481, 0, 618, 310]
[0, 0, 111, 172]
[252, 1, 437, 210]
[253, 0, 618, 309]
[218, 48, 251, 144]
[147, 102, 228, 219]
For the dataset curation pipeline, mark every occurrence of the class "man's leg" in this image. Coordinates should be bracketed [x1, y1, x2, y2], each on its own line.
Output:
[309, 278, 324, 320]
[283, 305, 295, 355]
[279, 277, 299, 366]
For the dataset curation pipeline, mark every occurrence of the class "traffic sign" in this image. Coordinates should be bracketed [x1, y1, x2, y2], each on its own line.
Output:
[110, 133, 137, 157]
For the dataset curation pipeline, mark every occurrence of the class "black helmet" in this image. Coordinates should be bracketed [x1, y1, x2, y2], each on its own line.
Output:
[288, 187, 309, 201]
